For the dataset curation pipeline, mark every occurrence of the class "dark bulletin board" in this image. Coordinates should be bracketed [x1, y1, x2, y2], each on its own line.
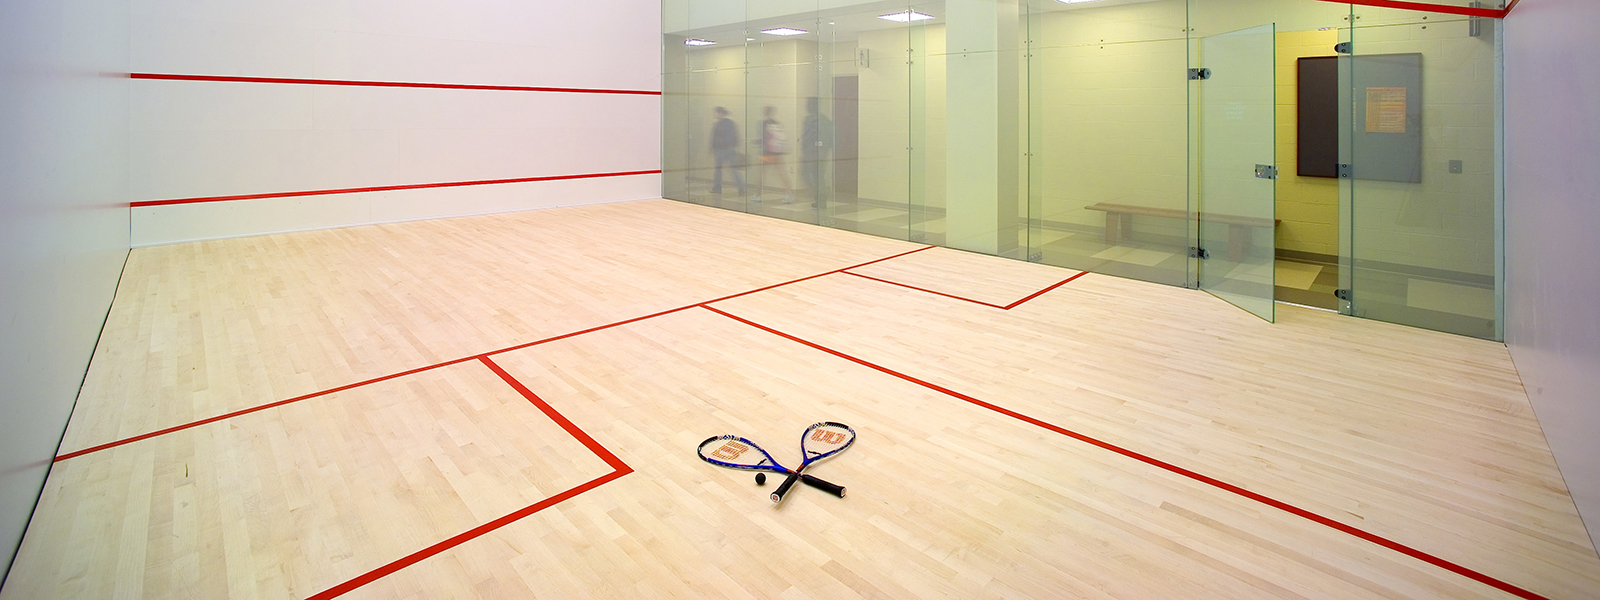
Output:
[1297, 56, 1339, 178]
[1296, 52, 1424, 183]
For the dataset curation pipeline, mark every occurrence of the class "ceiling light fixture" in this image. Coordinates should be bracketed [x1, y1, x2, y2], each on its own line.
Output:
[684, 38, 717, 46]
[761, 27, 808, 36]
[878, 11, 934, 22]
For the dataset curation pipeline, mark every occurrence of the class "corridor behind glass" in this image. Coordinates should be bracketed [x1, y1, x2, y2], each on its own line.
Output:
[663, 0, 1505, 340]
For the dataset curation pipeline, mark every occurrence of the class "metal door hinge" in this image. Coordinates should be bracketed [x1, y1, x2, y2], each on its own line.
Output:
[1337, 163, 1353, 178]
[1335, 41, 1352, 55]
[1188, 67, 1212, 80]
[1255, 164, 1278, 179]
[1189, 247, 1211, 260]
[1334, 289, 1352, 301]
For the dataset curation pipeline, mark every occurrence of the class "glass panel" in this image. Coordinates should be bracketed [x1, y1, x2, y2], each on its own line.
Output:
[662, 0, 691, 202]
[679, 4, 751, 211]
[913, 0, 1026, 258]
[824, 0, 916, 241]
[1195, 23, 1276, 322]
[1026, 0, 1190, 285]
[745, 6, 818, 222]
[1342, 6, 1503, 340]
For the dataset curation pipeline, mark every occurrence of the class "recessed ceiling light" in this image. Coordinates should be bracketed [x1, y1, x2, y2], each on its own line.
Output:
[878, 11, 934, 22]
[684, 38, 717, 46]
[761, 27, 808, 36]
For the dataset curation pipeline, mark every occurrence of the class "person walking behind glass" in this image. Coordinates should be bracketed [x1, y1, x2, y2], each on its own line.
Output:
[800, 97, 834, 207]
[710, 106, 744, 196]
[755, 105, 793, 204]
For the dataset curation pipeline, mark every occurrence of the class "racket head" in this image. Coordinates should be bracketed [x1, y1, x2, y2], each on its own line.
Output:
[799, 421, 856, 467]
[697, 435, 789, 473]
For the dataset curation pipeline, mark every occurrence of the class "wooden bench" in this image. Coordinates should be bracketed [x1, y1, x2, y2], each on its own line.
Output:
[1084, 202, 1279, 262]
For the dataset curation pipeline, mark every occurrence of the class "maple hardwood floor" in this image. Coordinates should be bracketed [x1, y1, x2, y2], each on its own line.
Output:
[4, 199, 1594, 599]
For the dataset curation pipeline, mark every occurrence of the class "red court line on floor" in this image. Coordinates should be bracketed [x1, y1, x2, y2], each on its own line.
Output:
[841, 269, 1088, 310]
[699, 304, 1550, 600]
[479, 356, 631, 473]
[131, 73, 661, 95]
[130, 169, 661, 207]
[54, 245, 934, 463]
[307, 356, 632, 600]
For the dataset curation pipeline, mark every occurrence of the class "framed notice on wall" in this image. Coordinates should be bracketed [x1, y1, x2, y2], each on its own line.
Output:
[1365, 87, 1408, 133]
[1348, 53, 1424, 183]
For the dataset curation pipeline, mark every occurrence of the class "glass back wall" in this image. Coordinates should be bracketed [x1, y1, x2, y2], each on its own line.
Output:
[664, 0, 1505, 340]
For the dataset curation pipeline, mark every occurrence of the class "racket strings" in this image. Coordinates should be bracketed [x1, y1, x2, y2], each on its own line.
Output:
[800, 423, 856, 462]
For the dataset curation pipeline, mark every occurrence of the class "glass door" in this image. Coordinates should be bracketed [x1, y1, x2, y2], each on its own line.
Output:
[1195, 24, 1277, 322]
[1338, 9, 1503, 340]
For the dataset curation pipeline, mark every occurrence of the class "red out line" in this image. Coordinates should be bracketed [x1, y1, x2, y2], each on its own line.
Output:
[131, 72, 661, 96]
[1313, 0, 1509, 18]
[55, 245, 934, 462]
[699, 305, 1551, 600]
[841, 269, 1088, 310]
[130, 170, 662, 208]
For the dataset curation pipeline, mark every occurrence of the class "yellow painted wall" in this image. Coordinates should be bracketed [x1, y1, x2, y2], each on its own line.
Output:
[1275, 29, 1341, 257]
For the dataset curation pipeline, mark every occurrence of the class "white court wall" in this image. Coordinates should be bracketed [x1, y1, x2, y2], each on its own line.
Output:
[129, 0, 664, 246]
[0, 0, 130, 585]
[1504, 0, 1600, 550]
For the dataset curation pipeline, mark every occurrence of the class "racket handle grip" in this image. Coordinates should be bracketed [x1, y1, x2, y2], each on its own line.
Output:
[770, 472, 801, 503]
[801, 474, 846, 498]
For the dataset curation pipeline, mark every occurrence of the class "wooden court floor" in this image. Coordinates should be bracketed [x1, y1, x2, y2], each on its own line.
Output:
[4, 199, 1597, 599]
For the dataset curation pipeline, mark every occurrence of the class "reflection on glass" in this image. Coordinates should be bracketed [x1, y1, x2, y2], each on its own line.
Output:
[1027, 0, 1190, 286]
[1195, 23, 1277, 322]
[1342, 9, 1503, 339]
[663, 0, 1504, 340]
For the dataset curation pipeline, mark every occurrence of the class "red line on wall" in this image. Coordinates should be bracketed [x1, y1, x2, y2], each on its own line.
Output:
[129, 170, 662, 208]
[53, 245, 934, 462]
[841, 269, 1088, 310]
[307, 357, 632, 599]
[699, 304, 1551, 600]
[131, 72, 661, 96]
[1313, 0, 1509, 18]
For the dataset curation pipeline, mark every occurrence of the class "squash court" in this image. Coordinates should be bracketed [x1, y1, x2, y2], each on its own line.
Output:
[4, 200, 1596, 599]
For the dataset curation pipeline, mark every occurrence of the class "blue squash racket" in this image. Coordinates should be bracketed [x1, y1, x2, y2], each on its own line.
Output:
[698, 432, 847, 501]
[770, 421, 856, 504]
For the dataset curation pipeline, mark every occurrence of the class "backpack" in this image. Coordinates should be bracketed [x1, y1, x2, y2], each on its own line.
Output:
[764, 122, 789, 154]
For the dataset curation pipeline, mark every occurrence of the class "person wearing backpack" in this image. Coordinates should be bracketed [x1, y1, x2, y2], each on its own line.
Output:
[755, 105, 793, 204]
